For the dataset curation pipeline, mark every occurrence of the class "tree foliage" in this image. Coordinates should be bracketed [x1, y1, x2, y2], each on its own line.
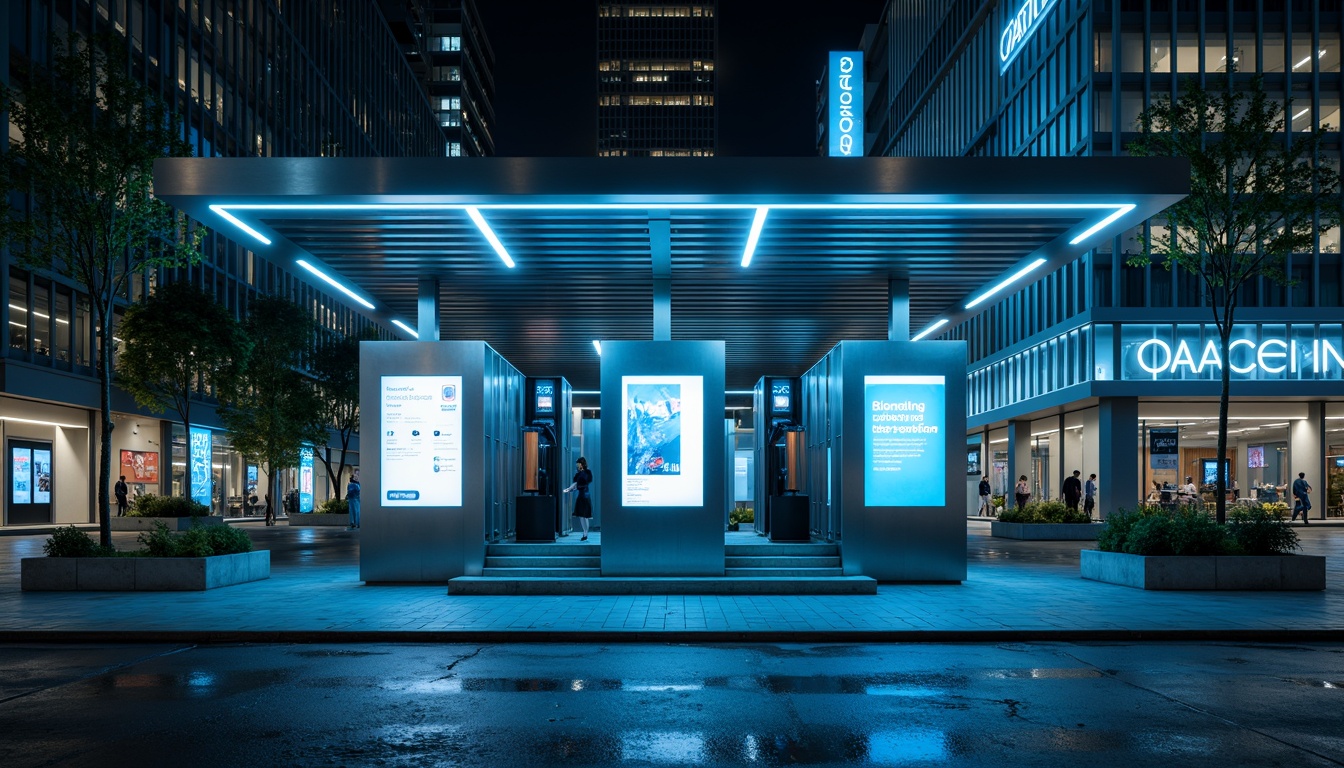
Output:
[0, 33, 202, 546]
[118, 281, 248, 500]
[219, 295, 329, 520]
[1127, 77, 1340, 522]
[310, 328, 373, 500]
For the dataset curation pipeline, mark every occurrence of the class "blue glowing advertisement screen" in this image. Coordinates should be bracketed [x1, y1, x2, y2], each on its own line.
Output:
[299, 447, 314, 513]
[189, 427, 212, 508]
[864, 375, 946, 507]
[828, 51, 863, 157]
[622, 375, 703, 507]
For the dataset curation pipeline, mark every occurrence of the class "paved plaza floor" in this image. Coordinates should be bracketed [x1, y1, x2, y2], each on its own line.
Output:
[0, 521, 1340, 641]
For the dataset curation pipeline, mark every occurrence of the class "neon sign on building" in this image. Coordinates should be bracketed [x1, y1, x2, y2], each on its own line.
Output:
[1000, 0, 1059, 72]
[828, 51, 863, 157]
[1126, 335, 1344, 379]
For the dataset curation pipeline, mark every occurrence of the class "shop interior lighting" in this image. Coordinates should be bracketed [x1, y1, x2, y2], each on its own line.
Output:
[911, 318, 949, 341]
[965, 258, 1048, 309]
[1068, 204, 1136, 245]
[209, 205, 271, 245]
[0, 416, 89, 429]
[295, 260, 375, 310]
[465, 207, 516, 269]
[1293, 108, 1310, 121]
[391, 319, 419, 339]
[8, 304, 69, 325]
[592, 340, 602, 355]
[1294, 50, 1327, 69]
[989, 438, 1008, 444]
[740, 207, 769, 267]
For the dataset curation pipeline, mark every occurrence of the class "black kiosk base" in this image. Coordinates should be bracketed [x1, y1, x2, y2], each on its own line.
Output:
[768, 495, 810, 542]
[515, 496, 556, 543]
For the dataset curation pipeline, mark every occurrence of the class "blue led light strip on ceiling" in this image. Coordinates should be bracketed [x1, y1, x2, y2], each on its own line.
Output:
[391, 319, 419, 339]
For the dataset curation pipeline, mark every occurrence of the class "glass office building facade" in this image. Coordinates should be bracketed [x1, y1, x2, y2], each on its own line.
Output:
[1, 0, 447, 526]
[865, 0, 1344, 516]
[597, 3, 718, 157]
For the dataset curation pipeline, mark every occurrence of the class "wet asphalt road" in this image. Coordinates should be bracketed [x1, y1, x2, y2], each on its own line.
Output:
[2, 642, 1342, 767]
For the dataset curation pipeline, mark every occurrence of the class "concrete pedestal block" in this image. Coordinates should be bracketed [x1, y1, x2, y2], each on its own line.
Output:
[1081, 550, 1325, 590]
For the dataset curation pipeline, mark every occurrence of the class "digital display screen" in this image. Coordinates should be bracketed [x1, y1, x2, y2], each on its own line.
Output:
[534, 379, 556, 416]
[32, 449, 51, 504]
[966, 448, 981, 476]
[11, 448, 32, 505]
[770, 380, 792, 414]
[381, 375, 464, 507]
[622, 375, 703, 507]
[299, 447, 314, 513]
[1149, 428, 1179, 470]
[864, 375, 946, 507]
[1202, 458, 1230, 485]
[189, 427, 212, 508]
[1247, 445, 1265, 468]
[121, 450, 159, 484]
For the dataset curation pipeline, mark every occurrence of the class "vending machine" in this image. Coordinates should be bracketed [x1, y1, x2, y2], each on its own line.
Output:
[753, 376, 810, 541]
[514, 377, 572, 542]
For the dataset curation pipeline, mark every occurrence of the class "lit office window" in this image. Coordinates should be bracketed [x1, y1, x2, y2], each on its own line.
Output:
[437, 36, 461, 52]
[446, 141, 462, 157]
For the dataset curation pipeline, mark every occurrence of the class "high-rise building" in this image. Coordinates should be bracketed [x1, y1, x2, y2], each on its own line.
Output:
[597, 3, 718, 157]
[381, 0, 497, 156]
[1, 0, 447, 528]
[857, 0, 1344, 516]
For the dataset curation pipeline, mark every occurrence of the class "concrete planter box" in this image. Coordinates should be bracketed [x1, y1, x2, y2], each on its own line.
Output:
[21, 550, 270, 591]
[288, 513, 350, 527]
[991, 521, 1104, 540]
[110, 516, 226, 532]
[1080, 549, 1325, 591]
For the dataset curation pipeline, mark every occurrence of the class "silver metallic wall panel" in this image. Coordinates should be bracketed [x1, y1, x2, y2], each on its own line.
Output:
[600, 341, 726, 576]
[580, 418, 602, 530]
[803, 340, 968, 582]
[358, 340, 523, 582]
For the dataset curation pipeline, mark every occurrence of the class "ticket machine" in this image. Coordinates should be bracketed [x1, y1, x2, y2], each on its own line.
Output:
[515, 377, 572, 542]
[754, 376, 810, 542]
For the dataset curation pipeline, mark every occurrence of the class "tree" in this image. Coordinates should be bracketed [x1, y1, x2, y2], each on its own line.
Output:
[219, 295, 328, 523]
[0, 34, 202, 547]
[310, 329, 374, 501]
[1128, 77, 1340, 523]
[118, 282, 248, 501]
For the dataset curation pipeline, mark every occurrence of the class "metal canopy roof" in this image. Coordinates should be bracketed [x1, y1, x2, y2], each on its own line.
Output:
[153, 156, 1187, 392]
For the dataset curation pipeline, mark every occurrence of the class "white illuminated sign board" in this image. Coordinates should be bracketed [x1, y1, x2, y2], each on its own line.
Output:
[381, 375, 464, 507]
[622, 375, 703, 507]
[828, 51, 863, 157]
[864, 375, 946, 507]
[1000, 0, 1059, 72]
[1126, 336, 1344, 379]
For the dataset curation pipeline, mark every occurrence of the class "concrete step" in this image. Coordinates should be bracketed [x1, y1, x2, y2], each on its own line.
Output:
[724, 543, 836, 557]
[725, 556, 840, 568]
[484, 556, 601, 568]
[480, 567, 602, 578]
[448, 576, 877, 596]
[724, 567, 844, 577]
[490, 543, 599, 556]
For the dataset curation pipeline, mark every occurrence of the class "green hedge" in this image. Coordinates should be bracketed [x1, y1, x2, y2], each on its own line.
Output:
[128, 494, 210, 518]
[44, 521, 253, 558]
[729, 508, 754, 525]
[1097, 504, 1298, 556]
[997, 500, 1091, 524]
[315, 498, 349, 515]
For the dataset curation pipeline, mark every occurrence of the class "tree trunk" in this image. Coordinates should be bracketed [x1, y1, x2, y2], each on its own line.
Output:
[182, 415, 192, 502]
[96, 309, 115, 549]
[1216, 328, 1231, 525]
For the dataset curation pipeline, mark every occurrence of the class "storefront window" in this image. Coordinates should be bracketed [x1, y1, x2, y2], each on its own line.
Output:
[9, 274, 28, 353]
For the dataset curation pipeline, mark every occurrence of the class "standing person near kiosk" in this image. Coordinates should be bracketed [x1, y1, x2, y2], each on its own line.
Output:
[564, 457, 594, 541]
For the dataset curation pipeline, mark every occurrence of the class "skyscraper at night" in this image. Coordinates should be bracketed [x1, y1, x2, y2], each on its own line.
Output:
[597, 3, 718, 157]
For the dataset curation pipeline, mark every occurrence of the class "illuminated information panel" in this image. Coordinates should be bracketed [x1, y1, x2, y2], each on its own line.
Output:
[189, 427, 212, 508]
[622, 375, 703, 507]
[864, 375, 946, 507]
[381, 375, 464, 507]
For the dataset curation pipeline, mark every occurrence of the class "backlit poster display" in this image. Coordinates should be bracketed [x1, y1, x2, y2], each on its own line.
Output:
[534, 379, 556, 417]
[864, 375, 946, 507]
[120, 450, 160, 484]
[827, 51, 864, 157]
[189, 427, 212, 508]
[381, 375, 464, 507]
[33, 449, 51, 504]
[622, 375, 703, 507]
[1149, 428, 1179, 470]
[11, 448, 32, 505]
[299, 447, 314, 513]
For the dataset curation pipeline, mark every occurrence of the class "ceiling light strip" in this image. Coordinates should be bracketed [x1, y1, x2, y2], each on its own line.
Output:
[295, 259, 375, 310]
[1068, 204, 1135, 245]
[465, 207, 516, 268]
[741, 207, 769, 267]
[965, 258, 1048, 310]
[911, 318, 949, 341]
[214, 202, 1133, 213]
[391, 319, 419, 339]
[593, 340, 602, 355]
[209, 205, 272, 245]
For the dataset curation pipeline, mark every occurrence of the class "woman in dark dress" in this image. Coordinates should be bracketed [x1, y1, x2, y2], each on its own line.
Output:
[564, 457, 594, 541]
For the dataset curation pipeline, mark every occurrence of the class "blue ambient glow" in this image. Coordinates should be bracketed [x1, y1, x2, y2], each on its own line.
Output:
[741, 208, 769, 267]
[828, 51, 864, 157]
[465, 207, 516, 268]
[295, 259, 376, 310]
[593, 340, 602, 355]
[911, 318, 950, 341]
[1068, 204, 1136, 244]
[391, 319, 419, 339]
[965, 258, 1048, 309]
[209, 205, 271, 245]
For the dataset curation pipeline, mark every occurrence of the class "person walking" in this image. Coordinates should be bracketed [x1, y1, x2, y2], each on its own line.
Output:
[1062, 470, 1083, 511]
[1084, 473, 1098, 516]
[346, 469, 361, 530]
[1014, 475, 1030, 511]
[564, 457, 594, 541]
[977, 475, 992, 516]
[114, 475, 129, 516]
[1292, 472, 1313, 524]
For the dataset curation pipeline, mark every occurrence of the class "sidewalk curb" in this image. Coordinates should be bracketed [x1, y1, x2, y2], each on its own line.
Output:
[2, 629, 1341, 644]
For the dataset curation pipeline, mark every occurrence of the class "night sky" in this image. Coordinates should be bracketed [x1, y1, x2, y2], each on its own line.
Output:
[475, 1, 887, 157]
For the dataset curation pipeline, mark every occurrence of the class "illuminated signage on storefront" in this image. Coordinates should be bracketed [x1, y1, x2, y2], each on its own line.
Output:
[1122, 327, 1344, 380]
[828, 51, 863, 157]
[1000, 0, 1059, 72]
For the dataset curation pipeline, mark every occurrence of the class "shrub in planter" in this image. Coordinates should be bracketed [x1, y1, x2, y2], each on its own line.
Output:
[998, 500, 1091, 524]
[128, 494, 210, 518]
[991, 495, 1006, 511]
[315, 498, 349, 515]
[1228, 506, 1299, 555]
[43, 526, 115, 558]
[1097, 504, 1298, 556]
[137, 521, 254, 557]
